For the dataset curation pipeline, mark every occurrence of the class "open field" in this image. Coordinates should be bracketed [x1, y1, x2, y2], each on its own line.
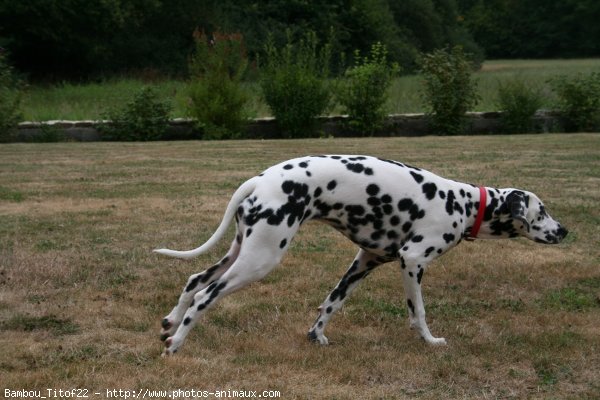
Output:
[21, 59, 600, 121]
[1, 134, 599, 399]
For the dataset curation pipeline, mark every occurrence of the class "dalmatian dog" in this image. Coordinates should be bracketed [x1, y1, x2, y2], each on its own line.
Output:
[155, 155, 567, 356]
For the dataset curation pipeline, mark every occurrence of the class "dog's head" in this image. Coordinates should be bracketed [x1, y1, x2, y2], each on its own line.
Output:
[502, 190, 568, 244]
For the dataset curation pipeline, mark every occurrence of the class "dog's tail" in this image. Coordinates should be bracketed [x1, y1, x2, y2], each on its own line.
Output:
[153, 177, 258, 259]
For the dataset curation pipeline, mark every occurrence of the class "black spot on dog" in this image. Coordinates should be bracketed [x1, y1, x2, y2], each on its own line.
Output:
[402, 221, 412, 233]
[206, 281, 227, 305]
[417, 269, 424, 284]
[381, 203, 392, 215]
[183, 317, 191, 326]
[446, 190, 456, 215]
[398, 198, 414, 211]
[407, 299, 415, 315]
[282, 180, 295, 194]
[200, 262, 224, 284]
[443, 233, 455, 243]
[327, 180, 337, 191]
[279, 238, 287, 249]
[410, 171, 424, 183]
[314, 187, 323, 198]
[411, 235, 424, 243]
[299, 161, 309, 168]
[346, 163, 364, 173]
[422, 182, 437, 200]
[246, 228, 253, 237]
[368, 195, 381, 205]
[283, 164, 294, 170]
[345, 204, 365, 216]
[410, 205, 426, 220]
[424, 246, 435, 258]
[366, 184, 380, 196]
[185, 275, 202, 292]
[453, 201, 464, 215]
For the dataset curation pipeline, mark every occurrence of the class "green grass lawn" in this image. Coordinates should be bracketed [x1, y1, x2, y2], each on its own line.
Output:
[1, 134, 599, 398]
[21, 59, 600, 121]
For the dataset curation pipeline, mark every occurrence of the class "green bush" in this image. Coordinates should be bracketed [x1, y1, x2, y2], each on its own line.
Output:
[260, 31, 332, 138]
[419, 46, 479, 135]
[550, 72, 600, 132]
[336, 43, 399, 135]
[0, 53, 23, 142]
[186, 31, 249, 140]
[496, 79, 543, 133]
[99, 86, 172, 141]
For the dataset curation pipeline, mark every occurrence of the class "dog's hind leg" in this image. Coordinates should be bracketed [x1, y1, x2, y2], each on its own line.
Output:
[308, 249, 388, 345]
[162, 222, 297, 355]
[160, 233, 242, 341]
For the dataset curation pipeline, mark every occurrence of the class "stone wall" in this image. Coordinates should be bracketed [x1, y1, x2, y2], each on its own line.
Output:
[15, 111, 566, 142]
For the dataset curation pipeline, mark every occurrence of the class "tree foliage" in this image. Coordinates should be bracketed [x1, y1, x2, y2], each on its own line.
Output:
[419, 46, 480, 135]
[336, 43, 399, 135]
[0, 0, 480, 80]
[0, 52, 23, 141]
[260, 31, 332, 138]
[186, 31, 249, 139]
[98, 86, 172, 141]
[550, 73, 600, 132]
[457, 0, 600, 58]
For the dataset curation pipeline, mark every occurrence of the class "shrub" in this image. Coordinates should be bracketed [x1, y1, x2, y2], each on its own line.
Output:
[496, 79, 544, 133]
[419, 46, 479, 135]
[550, 72, 600, 132]
[0, 53, 23, 142]
[99, 86, 172, 141]
[260, 31, 332, 138]
[336, 43, 400, 135]
[186, 31, 249, 140]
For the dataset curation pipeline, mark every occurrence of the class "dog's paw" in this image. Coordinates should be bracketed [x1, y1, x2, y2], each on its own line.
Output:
[161, 337, 180, 357]
[307, 329, 329, 345]
[426, 337, 447, 346]
[160, 317, 178, 341]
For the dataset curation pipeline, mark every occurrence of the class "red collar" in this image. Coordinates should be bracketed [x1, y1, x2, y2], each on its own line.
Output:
[469, 186, 487, 239]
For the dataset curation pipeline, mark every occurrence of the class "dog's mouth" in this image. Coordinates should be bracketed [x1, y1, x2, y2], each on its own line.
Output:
[535, 225, 569, 244]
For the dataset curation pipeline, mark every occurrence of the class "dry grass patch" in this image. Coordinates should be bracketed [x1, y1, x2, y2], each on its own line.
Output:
[0, 134, 599, 399]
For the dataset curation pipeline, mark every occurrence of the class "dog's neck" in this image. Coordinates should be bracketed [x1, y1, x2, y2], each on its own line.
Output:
[463, 187, 520, 240]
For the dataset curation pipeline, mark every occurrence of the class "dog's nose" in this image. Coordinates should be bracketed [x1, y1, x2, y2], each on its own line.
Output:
[557, 226, 568, 239]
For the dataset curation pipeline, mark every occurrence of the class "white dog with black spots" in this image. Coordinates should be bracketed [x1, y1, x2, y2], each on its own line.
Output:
[155, 155, 568, 356]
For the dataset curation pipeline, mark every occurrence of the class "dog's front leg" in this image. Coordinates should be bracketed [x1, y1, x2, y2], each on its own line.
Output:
[398, 254, 446, 346]
[308, 249, 385, 345]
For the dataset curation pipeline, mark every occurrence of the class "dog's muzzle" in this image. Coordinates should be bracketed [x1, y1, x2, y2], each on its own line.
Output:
[555, 225, 569, 242]
[537, 224, 569, 244]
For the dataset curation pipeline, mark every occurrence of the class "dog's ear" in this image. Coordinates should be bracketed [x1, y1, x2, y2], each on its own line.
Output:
[506, 191, 530, 232]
